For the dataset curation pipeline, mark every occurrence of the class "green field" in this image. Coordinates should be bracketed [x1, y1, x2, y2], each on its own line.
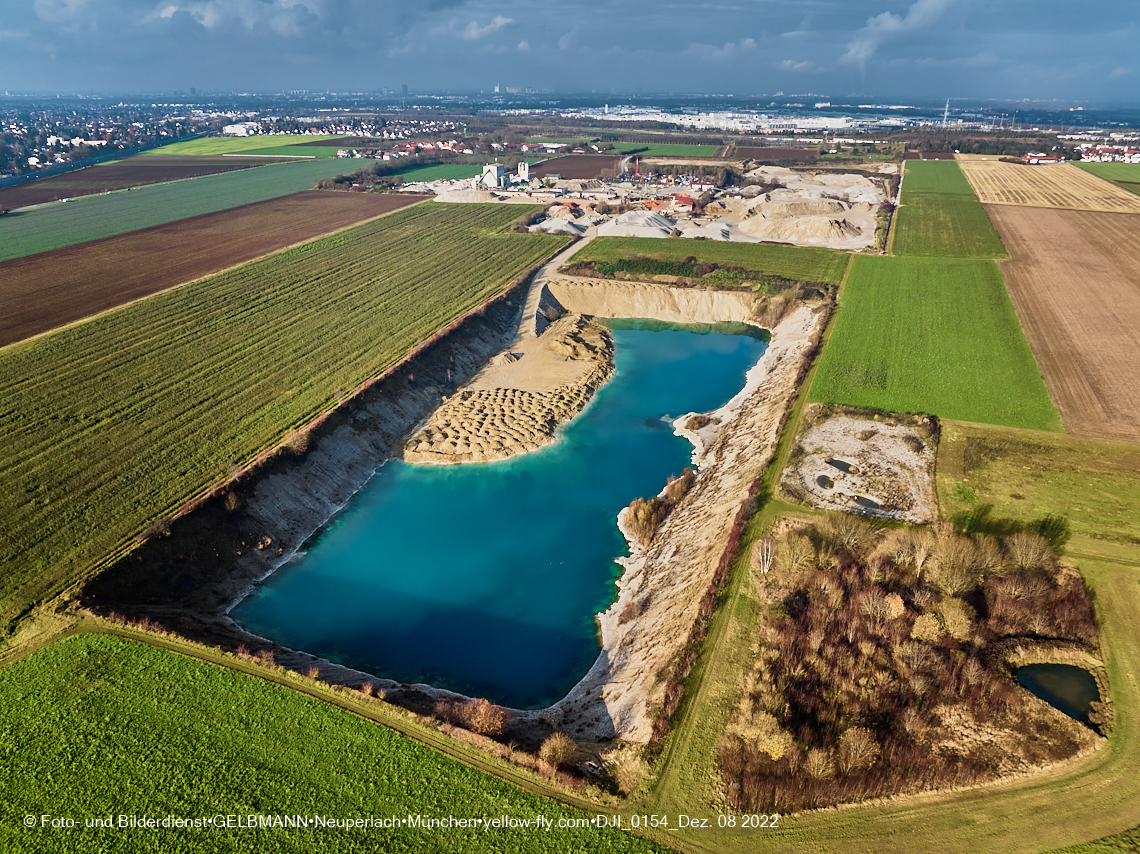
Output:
[898, 159, 977, 195]
[936, 421, 1140, 561]
[0, 204, 567, 631]
[892, 193, 1007, 258]
[0, 160, 358, 262]
[230, 145, 328, 159]
[622, 144, 720, 158]
[1077, 162, 1140, 196]
[396, 163, 485, 181]
[572, 237, 850, 284]
[141, 135, 344, 157]
[810, 256, 1059, 429]
[892, 160, 1006, 258]
[0, 633, 666, 854]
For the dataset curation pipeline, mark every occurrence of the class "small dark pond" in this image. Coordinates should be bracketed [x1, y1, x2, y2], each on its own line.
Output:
[854, 495, 880, 510]
[1017, 663, 1100, 723]
[816, 475, 834, 489]
[826, 457, 858, 474]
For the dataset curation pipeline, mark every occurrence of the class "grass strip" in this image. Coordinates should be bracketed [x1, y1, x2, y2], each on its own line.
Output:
[572, 238, 849, 285]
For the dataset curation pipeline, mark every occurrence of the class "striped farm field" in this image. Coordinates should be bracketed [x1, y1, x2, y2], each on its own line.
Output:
[0, 159, 357, 262]
[0, 204, 568, 632]
[0, 156, 284, 209]
[1077, 162, 1140, 197]
[810, 255, 1060, 430]
[0, 191, 422, 348]
[958, 160, 1140, 213]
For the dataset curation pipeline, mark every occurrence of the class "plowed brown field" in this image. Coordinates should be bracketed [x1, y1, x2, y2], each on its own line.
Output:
[0, 156, 283, 209]
[959, 160, 1140, 213]
[988, 204, 1140, 441]
[0, 191, 422, 347]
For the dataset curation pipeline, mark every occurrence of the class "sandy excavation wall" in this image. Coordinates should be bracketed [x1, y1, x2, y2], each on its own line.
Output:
[550, 304, 828, 742]
[545, 279, 760, 325]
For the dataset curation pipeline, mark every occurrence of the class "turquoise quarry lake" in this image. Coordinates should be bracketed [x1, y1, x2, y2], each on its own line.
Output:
[234, 323, 768, 708]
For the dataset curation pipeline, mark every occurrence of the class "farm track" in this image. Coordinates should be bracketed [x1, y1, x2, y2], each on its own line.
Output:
[0, 204, 567, 631]
[0, 156, 281, 209]
[959, 161, 1140, 213]
[987, 205, 1140, 442]
[0, 191, 423, 348]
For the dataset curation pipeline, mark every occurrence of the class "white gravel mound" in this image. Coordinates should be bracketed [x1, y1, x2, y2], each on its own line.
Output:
[529, 219, 587, 235]
[597, 210, 677, 238]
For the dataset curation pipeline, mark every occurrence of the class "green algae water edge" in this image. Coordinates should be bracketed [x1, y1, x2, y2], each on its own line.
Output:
[234, 326, 768, 708]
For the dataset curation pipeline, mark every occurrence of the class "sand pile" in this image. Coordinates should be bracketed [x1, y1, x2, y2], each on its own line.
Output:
[597, 210, 677, 238]
[679, 221, 760, 242]
[738, 215, 863, 246]
[762, 198, 850, 217]
[434, 189, 501, 203]
[745, 166, 884, 205]
[402, 316, 614, 464]
[530, 219, 586, 235]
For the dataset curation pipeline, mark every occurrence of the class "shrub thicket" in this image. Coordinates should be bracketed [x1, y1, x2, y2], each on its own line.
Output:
[721, 516, 1099, 813]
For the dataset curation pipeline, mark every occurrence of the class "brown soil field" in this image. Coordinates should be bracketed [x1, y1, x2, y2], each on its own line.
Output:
[903, 151, 956, 160]
[959, 161, 1140, 213]
[530, 155, 622, 179]
[987, 204, 1140, 441]
[0, 191, 422, 348]
[0, 157, 282, 209]
[734, 147, 816, 161]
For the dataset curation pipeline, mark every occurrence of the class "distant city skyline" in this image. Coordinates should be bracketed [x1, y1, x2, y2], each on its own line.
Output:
[1, 0, 1136, 103]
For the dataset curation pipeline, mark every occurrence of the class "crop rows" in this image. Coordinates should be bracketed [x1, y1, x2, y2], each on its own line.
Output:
[0, 633, 665, 854]
[810, 256, 1060, 430]
[892, 160, 1007, 258]
[0, 159, 358, 262]
[0, 204, 568, 630]
[573, 237, 850, 284]
[958, 161, 1140, 213]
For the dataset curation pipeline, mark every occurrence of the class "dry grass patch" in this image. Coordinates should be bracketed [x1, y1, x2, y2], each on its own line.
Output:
[958, 161, 1140, 213]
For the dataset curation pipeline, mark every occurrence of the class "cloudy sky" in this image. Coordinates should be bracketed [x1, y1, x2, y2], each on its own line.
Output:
[1, 0, 1136, 101]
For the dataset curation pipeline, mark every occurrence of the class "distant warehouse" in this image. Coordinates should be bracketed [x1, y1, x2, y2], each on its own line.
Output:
[222, 122, 260, 137]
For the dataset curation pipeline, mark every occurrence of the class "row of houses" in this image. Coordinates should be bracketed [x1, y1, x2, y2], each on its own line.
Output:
[1078, 144, 1140, 163]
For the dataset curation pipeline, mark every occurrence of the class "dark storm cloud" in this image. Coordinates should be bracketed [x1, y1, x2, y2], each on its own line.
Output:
[0, 0, 1136, 101]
